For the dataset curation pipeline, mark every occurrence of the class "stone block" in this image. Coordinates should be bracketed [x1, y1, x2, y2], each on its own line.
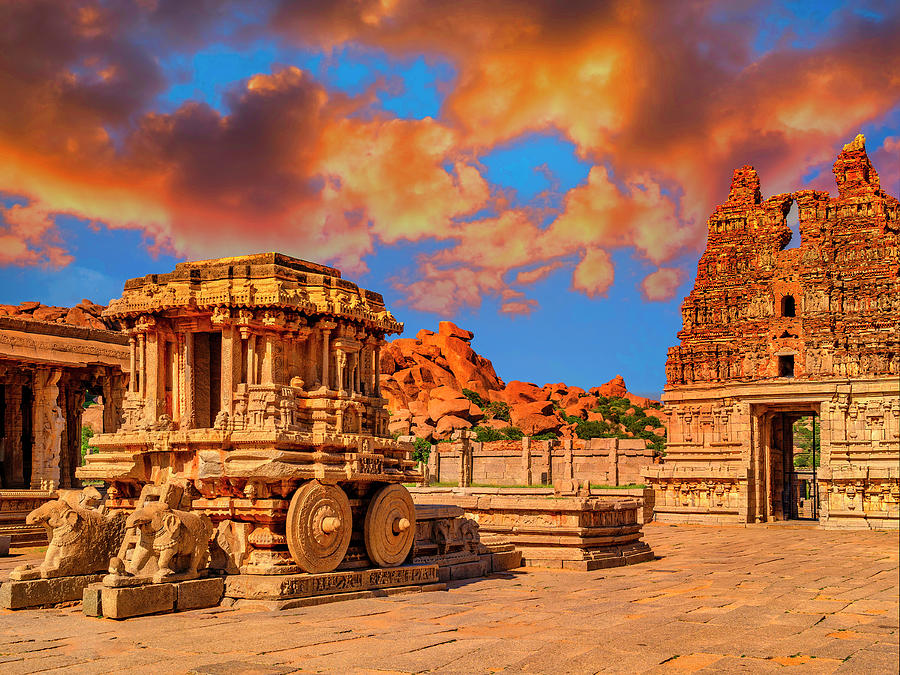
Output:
[0, 574, 105, 610]
[176, 577, 225, 611]
[0, 534, 10, 556]
[448, 561, 484, 580]
[82, 583, 103, 616]
[101, 583, 176, 620]
[491, 549, 522, 571]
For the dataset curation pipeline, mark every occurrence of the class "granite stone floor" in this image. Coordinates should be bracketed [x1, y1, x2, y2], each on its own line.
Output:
[1, 523, 897, 674]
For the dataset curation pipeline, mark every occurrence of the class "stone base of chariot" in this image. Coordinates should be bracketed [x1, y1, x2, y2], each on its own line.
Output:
[82, 577, 225, 619]
[224, 564, 443, 611]
[411, 504, 522, 582]
[0, 573, 105, 610]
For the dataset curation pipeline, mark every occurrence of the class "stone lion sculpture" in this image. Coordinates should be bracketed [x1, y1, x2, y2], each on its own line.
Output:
[10, 487, 126, 580]
[111, 502, 212, 584]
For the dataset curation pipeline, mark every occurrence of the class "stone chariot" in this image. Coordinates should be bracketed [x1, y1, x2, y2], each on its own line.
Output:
[78, 253, 422, 575]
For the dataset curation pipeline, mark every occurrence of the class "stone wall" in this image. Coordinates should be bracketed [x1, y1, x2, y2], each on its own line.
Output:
[424, 436, 654, 487]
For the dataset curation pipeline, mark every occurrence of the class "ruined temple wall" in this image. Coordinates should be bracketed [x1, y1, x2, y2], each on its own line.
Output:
[427, 437, 654, 487]
[645, 136, 900, 530]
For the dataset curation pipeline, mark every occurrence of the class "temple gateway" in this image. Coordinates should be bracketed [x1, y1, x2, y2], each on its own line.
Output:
[644, 135, 900, 530]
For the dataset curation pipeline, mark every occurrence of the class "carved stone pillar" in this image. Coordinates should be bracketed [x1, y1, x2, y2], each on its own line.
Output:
[31, 368, 64, 490]
[183, 332, 195, 429]
[128, 336, 137, 393]
[352, 351, 360, 393]
[373, 344, 381, 397]
[221, 325, 237, 416]
[336, 350, 347, 394]
[145, 332, 160, 424]
[321, 330, 332, 389]
[521, 437, 532, 486]
[137, 333, 145, 396]
[102, 371, 126, 433]
[261, 333, 274, 385]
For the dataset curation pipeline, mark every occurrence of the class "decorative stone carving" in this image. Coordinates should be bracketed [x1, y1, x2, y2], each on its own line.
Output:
[10, 488, 126, 580]
[107, 502, 213, 585]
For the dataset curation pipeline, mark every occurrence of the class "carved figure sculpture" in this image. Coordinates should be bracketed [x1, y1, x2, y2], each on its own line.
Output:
[10, 488, 126, 580]
[116, 502, 213, 583]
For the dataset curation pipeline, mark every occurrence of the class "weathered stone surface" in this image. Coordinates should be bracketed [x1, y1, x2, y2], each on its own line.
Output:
[647, 135, 900, 529]
[101, 582, 176, 619]
[224, 564, 439, 600]
[412, 491, 652, 571]
[0, 573, 104, 609]
[175, 577, 224, 611]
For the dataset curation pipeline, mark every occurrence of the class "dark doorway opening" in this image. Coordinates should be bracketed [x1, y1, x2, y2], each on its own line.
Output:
[781, 295, 796, 317]
[778, 354, 795, 377]
[21, 385, 33, 488]
[192, 332, 222, 428]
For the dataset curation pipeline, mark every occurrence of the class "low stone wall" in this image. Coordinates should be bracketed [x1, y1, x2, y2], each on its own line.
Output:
[425, 436, 655, 487]
[411, 489, 654, 571]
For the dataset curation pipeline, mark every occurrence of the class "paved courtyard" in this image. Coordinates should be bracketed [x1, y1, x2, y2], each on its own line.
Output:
[1, 523, 897, 674]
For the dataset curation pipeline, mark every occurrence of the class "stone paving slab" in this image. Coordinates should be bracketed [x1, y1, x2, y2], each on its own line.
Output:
[1, 523, 897, 673]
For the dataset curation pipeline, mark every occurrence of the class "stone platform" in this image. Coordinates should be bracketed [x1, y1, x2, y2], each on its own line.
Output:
[413, 491, 653, 571]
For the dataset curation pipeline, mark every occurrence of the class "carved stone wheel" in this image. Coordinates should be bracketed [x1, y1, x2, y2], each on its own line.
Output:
[364, 484, 416, 567]
[286, 481, 352, 574]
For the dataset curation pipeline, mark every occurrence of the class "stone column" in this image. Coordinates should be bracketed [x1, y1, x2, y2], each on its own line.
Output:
[31, 368, 64, 490]
[336, 350, 347, 394]
[352, 351, 360, 393]
[145, 332, 160, 423]
[246, 334, 257, 385]
[321, 328, 332, 389]
[373, 344, 381, 397]
[102, 371, 126, 433]
[521, 437, 532, 486]
[458, 431, 473, 487]
[261, 333, 274, 384]
[128, 336, 137, 393]
[2, 381, 24, 487]
[183, 332, 195, 429]
[608, 438, 619, 486]
[221, 326, 237, 416]
[137, 333, 146, 396]
[563, 438, 574, 480]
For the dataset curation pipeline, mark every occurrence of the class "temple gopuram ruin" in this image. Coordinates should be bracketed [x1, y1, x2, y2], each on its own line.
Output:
[644, 135, 900, 530]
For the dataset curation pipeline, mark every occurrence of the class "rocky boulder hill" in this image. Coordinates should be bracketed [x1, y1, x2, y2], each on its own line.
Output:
[380, 321, 668, 449]
[0, 299, 113, 331]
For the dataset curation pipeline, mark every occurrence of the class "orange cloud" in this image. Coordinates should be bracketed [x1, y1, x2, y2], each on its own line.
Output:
[0, 204, 72, 267]
[641, 267, 685, 302]
[571, 249, 614, 298]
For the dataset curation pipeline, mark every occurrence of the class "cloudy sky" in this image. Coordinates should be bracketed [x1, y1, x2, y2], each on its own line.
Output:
[1, 0, 898, 397]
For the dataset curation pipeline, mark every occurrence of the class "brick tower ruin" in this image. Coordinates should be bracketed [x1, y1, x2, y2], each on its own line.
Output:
[644, 135, 900, 529]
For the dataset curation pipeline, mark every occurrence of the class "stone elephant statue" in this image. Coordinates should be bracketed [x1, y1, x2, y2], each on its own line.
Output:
[11, 488, 125, 580]
[119, 502, 213, 583]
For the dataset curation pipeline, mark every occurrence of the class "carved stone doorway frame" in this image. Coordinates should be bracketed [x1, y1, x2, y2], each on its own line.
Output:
[750, 401, 822, 524]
